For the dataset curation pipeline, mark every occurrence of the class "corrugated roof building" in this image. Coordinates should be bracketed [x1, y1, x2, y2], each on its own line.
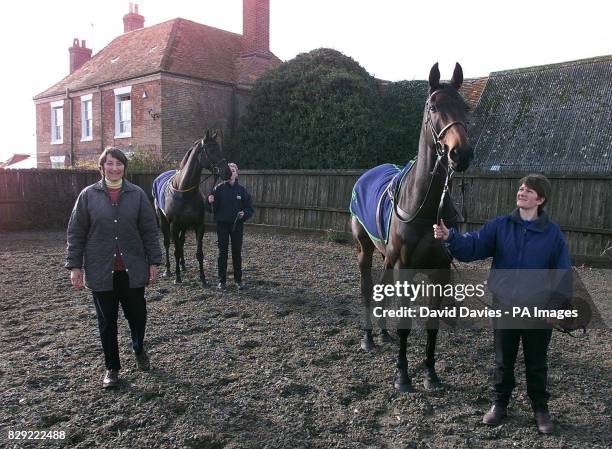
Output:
[467, 55, 612, 174]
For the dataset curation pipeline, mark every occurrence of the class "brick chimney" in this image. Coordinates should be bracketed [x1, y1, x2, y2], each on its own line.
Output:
[123, 2, 144, 33]
[69, 38, 92, 74]
[242, 0, 270, 56]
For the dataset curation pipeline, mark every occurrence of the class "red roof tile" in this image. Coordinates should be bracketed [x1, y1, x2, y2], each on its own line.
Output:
[34, 18, 281, 99]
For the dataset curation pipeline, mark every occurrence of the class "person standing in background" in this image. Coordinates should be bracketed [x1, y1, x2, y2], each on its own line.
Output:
[207, 163, 254, 290]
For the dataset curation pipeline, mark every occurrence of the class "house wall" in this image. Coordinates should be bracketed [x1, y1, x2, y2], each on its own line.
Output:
[35, 79, 163, 167]
[160, 77, 236, 161]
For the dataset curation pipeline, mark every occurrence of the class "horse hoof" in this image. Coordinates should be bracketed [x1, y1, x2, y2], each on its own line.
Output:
[360, 336, 375, 351]
[174, 279, 182, 285]
[162, 271, 171, 277]
[423, 375, 443, 391]
[380, 331, 395, 343]
[394, 378, 414, 393]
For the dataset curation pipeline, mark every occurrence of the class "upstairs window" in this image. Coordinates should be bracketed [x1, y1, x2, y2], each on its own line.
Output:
[50, 100, 64, 144]
[81, 94, 93, 141]
[114, 86, 132, 138]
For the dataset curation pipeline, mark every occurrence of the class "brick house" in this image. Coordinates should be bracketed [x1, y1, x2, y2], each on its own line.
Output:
[33, 0, 281, 168]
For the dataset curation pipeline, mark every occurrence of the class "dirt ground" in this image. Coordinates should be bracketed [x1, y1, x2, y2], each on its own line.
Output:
[0, 229, 610, 449]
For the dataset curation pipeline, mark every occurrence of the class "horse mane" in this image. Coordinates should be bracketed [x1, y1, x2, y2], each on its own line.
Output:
[178, 141, 199, 170]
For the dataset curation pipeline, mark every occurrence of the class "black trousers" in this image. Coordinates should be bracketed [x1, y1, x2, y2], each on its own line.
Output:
[493, 325, 553, 411]
[91, 271, 146, 370]
[216, 221, 244, 284]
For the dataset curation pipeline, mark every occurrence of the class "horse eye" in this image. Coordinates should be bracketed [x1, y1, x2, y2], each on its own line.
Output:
[430, 105, 438, 113]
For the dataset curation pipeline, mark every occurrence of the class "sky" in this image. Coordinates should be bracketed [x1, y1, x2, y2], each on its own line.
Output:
[0, 0, 610, 162]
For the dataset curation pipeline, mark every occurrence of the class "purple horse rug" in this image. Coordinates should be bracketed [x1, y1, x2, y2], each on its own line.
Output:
[152, 170, 177, 215]
[349, 162, 414, 243]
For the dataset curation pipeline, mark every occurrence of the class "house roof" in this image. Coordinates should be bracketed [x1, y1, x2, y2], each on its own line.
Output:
[34, 18, 282, 99]
[467, 55, 612, 174]
[1, 154, 35, 169]
[460, 77, 488, 111]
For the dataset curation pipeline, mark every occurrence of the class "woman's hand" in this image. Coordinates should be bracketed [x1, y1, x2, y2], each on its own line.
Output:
[149, 265, 158, 284]
[70, 268, 84, 289]
[433, 219, 450, 241]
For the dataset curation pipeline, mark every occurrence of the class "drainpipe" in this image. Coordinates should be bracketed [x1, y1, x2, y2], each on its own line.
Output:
[98, 85, 104, 152]
[66, 87, 74, 167]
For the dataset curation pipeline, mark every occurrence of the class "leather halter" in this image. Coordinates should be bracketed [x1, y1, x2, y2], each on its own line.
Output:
[393, 89, 467, 224]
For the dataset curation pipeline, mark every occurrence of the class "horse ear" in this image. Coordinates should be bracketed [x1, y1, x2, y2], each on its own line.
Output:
[451, 63, 463, 90]
[429, 63, 440, 90]
[205, 129, 211, 141]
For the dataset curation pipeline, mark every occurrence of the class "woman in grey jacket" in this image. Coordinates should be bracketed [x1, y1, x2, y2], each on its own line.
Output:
[66, 148, 161, 388]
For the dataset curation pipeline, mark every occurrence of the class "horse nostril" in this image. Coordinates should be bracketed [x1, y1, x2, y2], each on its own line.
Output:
[449, 148, 460, 162]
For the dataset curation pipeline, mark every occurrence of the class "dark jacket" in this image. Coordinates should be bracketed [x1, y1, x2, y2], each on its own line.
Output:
[208, 180, 254, 224]
[66, 179, 162, 291]
[447, 209, 572, 307]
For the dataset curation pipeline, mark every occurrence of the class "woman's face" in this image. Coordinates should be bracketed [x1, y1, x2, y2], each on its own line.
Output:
[229, 164, 238, 182]
[516, 183, 544, 210]
[102, 154, 125, 182]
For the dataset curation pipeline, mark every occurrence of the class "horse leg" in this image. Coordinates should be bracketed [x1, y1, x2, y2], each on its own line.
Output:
[195, 224, 207, 287]
[422, 268, 450, 390]
[179, 230, 187, 271]
[171, 224, 183, 284]
[159, 213, 172, 277]
[394, 260, 414, 393]
[352, 218, 376, 351]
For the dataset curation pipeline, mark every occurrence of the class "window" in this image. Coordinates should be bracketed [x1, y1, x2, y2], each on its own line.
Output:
[114, 86, 132, 138]
[50, 100, 64, 144]
[50, 155, 66, 169]
[81, 94, 93, 141]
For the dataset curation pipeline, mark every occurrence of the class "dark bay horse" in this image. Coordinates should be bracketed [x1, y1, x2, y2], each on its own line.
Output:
[351, 63, 473, 392]
[153, 130, 231, 286]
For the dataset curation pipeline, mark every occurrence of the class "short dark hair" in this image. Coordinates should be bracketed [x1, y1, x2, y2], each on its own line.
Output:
[98, 147, 128, 171]
[519, 173, 551, 212]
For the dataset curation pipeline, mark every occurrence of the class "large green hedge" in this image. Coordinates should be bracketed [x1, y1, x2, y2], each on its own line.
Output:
[227, 48, 429, 169]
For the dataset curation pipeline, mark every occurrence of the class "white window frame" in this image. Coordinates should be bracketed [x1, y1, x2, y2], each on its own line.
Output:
[114, 86, 132, 138]
[50, 155, 66, 169]
[81, 94, 93, 141]
[50, 100, 64, 144]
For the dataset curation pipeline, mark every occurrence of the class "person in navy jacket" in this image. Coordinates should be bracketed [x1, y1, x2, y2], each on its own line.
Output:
[207, 163, 254, 290]
[434, 174, 571, 434]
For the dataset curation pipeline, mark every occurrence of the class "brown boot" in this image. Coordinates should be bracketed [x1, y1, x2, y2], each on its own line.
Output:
[482, 404, 507, 425]
[534, 410, 554, 434]
[102, 369, 119, 388]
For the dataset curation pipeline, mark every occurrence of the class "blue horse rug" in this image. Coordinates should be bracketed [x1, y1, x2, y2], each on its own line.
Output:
[349, 162, 415, 243]
[152, 169, 177, 214]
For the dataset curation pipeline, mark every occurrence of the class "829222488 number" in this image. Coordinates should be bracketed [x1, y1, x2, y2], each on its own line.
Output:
[8, 430, 66, 440]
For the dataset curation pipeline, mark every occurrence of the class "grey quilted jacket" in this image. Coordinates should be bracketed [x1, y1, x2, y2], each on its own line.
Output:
[66, 179, 162, 291]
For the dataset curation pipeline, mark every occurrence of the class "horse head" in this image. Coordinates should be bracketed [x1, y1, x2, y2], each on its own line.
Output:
[426, 63, 473, 172]
[199, 129, 232, 180]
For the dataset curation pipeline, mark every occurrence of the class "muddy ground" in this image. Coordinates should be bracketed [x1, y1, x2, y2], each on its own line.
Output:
[0, 229, 610, 449]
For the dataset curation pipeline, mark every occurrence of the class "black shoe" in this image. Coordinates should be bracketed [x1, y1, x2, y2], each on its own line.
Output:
[482, 404, 507, 425]
[102, 369, 119, 388]
[135, 349, 150, 371]
[236, 282, 246, 290]
[534, 410, 554, 434]
[217, 282, 227, 290]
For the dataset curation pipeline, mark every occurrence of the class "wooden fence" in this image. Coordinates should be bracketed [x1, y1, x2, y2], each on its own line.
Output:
[0, 169, 610, 261]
